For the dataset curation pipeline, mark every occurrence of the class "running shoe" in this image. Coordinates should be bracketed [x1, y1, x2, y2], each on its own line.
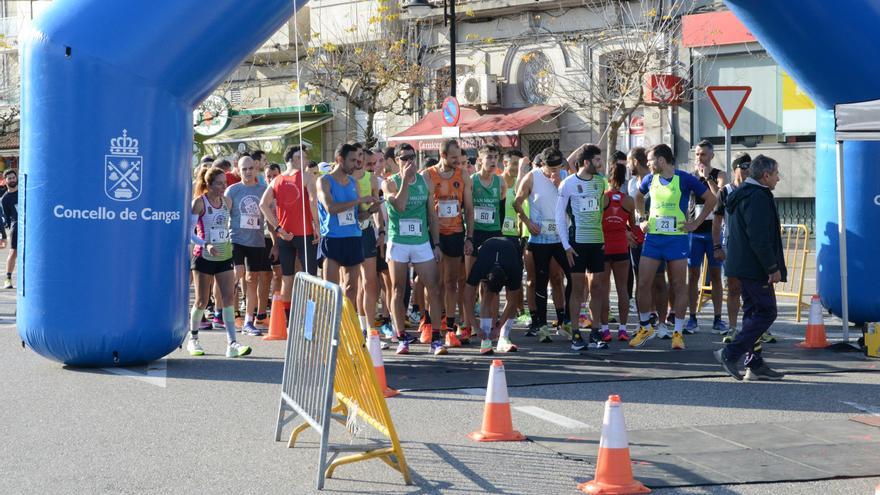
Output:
[744, 364, 785, 381]
[242, 322, 262, 337]
[609, 317, 618, 324]
[753, 340, 763, 353]
[714, 349, 742, 381]
[537, 326, 554, 343]
[665, 313, 675, 327]
[525, 322, 540, 337]
[395, 340, 410, 355]
[618, 329, 630, 341]
[557, 323, 572, 339]
[255, 316, 269, 329]
[419, 320, 432, 344]
[516, 311, 531, 325]
[186, 338, 205, 356]
[655, 323, 672, 340]
[722, 328, 737, 344]
[431, 340, 448, 356]
[496, 337, 518, 353]
[445, 331, 462, 348]
[3, 278, 11, 289]
[226, 341, 252, 358]
[671, 331, 685, 350]
[570, 331, 587, 351]
[480, 339, 494, 355]
[211, 315, 224, 330]
[578, 312, 592, 329]
[379, 322, 394, 339]
[683, 316, 699, 335]
[629, 325, 655, 348]
[407, 309, 421, 326]
[712, 319, 729, 334]
[760, 332, 777, 343]
[457, 326, 473, 345]
[380, 341, 390, 350]
[589, 330, 609, 350]
[628, 299, 637, 314]
[198, 315, 212, 330]
[600, 329, 612, 342]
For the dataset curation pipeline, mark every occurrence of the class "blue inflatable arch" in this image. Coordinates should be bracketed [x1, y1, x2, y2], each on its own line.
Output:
[19, 0, 304, 366]
[726, 0, 880, 324]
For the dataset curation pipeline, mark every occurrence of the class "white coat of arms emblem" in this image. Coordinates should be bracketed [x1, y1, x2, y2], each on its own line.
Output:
[105, 129, 142, 201]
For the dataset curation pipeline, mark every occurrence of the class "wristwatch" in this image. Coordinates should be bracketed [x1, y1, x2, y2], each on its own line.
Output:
[274, 225, 282, 233]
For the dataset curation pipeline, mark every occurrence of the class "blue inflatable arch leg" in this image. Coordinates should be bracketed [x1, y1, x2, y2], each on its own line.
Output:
[19, 1, 305, 366]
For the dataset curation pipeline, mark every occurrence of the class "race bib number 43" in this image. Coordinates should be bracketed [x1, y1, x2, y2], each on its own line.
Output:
[239, 214, 260, 230]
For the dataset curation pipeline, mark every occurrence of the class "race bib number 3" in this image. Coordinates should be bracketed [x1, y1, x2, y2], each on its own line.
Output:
[540, 219, 558, 235]
[438, 200, 459, 218]
[338, 209, 356, 226]
[208, 226, 229, 244]
[475, 206, 495, 224]
[655, 216, 677, 233]
[573, 196, 599, 213]
[399, 219, 423, 236]
[239, 214, 260, 230]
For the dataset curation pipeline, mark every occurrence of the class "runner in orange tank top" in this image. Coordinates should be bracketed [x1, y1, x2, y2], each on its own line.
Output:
[420, 139, 473, 343]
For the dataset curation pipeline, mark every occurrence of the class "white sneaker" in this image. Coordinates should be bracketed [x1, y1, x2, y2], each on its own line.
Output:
[187, 338, 205, 356]
[655, 323, 672, 340]
[226, 341, 252, 358]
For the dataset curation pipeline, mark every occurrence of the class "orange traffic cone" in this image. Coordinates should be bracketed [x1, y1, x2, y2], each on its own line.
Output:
[262, 293, 288, 341]
[368, 330, 399, 398]
[468, 360, 526, 442]
[577, 395, 650, 495]
[797, 295, 829, 349]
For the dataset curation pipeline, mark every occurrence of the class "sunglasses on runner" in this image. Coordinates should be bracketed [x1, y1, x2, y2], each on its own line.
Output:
[399, 154, 416, 162]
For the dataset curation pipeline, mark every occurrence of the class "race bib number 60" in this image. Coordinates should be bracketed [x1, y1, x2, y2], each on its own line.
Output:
[475, 206, 495, 224]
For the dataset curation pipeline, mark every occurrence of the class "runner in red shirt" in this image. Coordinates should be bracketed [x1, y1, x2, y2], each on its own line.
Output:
[260, 145, 320, 310]
[599, 161, 638, 341]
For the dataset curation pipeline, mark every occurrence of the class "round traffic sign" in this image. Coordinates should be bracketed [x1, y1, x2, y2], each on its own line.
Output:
[442, 96, 460, 127]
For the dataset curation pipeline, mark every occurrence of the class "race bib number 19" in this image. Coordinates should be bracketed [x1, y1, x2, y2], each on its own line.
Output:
[399, 219, 423, 236]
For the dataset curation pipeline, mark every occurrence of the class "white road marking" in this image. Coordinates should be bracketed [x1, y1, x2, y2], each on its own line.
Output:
[840, 400, 880, 416]
[513, 405, 593, 430]
[101, 358, 167, 388]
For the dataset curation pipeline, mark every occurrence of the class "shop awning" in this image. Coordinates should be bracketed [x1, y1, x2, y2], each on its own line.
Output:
[388, 105, 560, 150]
[204, 113, 333, 145]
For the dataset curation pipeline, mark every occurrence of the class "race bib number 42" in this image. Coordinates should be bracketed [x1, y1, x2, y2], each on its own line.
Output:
[438, 200, 459, 218]
[399, 218, 423, 236]
[338, 209, 356, 226]
[475, 206, 495, 224]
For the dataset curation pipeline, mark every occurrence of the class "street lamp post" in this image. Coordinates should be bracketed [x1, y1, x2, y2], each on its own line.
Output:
[402, 0, 456, 97]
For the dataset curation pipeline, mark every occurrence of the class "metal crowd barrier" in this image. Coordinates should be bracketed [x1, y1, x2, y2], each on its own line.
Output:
[274, 273, 410, 489]
[274, 273, 343, 490]
[697, 224, 810, 322]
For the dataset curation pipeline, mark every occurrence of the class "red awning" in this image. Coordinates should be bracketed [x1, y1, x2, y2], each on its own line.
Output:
[388, 105, 560, 151]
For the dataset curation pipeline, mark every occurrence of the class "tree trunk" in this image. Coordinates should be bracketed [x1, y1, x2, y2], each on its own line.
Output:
[606, 120, 623, 168]
[364, 109, 377, 149]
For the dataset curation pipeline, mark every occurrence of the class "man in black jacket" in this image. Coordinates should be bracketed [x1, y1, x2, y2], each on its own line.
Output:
[714, 155, 786, 381]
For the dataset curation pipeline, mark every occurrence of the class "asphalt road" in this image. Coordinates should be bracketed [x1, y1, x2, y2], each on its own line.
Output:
[2, 245, 879, 495]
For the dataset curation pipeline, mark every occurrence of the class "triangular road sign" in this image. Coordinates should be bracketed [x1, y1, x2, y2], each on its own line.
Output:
[706, 86, 752, 129]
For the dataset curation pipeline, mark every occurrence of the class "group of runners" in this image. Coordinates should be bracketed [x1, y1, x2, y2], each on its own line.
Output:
[185, 137, 758, 359]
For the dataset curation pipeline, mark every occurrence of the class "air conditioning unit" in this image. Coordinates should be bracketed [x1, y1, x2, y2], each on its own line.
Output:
[456, 74, 499, 107]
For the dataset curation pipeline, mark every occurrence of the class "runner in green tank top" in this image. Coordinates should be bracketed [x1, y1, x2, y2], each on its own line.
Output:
[381, 143, 450, 357]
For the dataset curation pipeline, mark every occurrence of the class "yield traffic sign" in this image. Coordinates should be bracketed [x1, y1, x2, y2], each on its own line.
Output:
[706, 86, 751, 129]
[442, 96, 461, 127]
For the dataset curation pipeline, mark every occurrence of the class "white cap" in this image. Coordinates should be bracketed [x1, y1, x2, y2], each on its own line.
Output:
[318, 161, 332, 174]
